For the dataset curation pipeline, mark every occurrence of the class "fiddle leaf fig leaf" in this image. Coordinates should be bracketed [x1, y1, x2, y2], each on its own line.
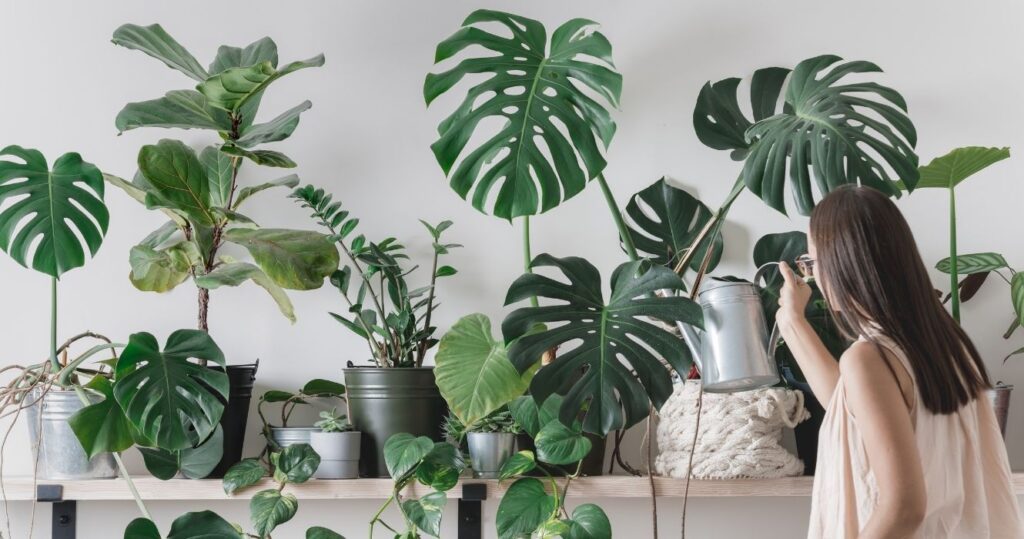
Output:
[114, 330, 228, 451]
[250, 489, 298, 537]
[496, 478, 556, 539]
[742, 55, 919, 215]
[209, 37, 279, 75]
[233, 174, 300, 209]
[112, 24, 209, 81]
[128, 240, 201, 293]
[115, 90, 232, 134]
[68, 375, 135, 459]
[220, 145, 297, 168]
[235, 101, 313, 148]
[138, 139, 217, 226]
[0, 146, 109, 278]
[195, 262, 296, 322]
[624, 178, 723, 271]
[913, 146, 1010, 190]
[425, 10, 622, 219]
[223, 228, 339, 290]
[198, 55, 325, 113]
[503, 255, 702, 435]
[936, 253, 1009, 275]
[434, 314, 535, 427]
[201, 146, 234, 208]
[166, 511, 243, 539]
[402, 491, 447, 537]
[104, 173, 188, 228]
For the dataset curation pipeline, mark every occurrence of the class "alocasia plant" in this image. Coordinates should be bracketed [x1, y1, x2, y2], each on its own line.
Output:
[107, 24, 337, 331]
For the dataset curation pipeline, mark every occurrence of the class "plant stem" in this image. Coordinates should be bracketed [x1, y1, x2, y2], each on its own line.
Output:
[673, 176, 744, 277]
[369, 493, 396, 538]
[949, 187, 960, 323]
[49, 278, 59, 373]
[595, 173, 638, 262]
[522, 216, 539, 308]
[416, 245, 442, 366]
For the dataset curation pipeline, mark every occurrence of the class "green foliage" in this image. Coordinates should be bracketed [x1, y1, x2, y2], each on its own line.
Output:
[533, 421, 592, 465]
[314, 408, 353, 433]
[937, 253, 1009, 275]
[257, 379, 347, 449]
[68, 376, 135, 459]
[498, 450, 537, 479]
[425, 9, 622, 220]
[306, 527, 346, 539]
[502, 255, 703, 435]
[624, 178, 722, 272]
[222, 228, 340, 290]
[496, 478, 558, 538]
[0, 146, 108, 278]
[567, 504, 613, 538]
[914, 146, 1011, 190]
[222, 458, 266, 495]
[250, 489, 299, 537]
[138, 425, 224, 480]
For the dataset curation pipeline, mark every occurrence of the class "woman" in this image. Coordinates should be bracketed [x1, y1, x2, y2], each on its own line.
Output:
[777, 185, 1023, 538]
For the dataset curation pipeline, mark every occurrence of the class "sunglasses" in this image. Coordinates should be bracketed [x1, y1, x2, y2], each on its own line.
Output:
[795, 254, 816, 279]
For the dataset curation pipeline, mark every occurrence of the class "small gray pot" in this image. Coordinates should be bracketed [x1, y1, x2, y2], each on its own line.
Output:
[467, 432, 516, 479]
[270, 427, 320, 449]
[310, 431, 361, 479]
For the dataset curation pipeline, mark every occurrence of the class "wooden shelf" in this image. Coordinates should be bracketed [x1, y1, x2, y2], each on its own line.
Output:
[4, 474, 1024, 501]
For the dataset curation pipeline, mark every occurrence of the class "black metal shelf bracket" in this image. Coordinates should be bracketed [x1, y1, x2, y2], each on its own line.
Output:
[458, 482, 487, 539]
[37, 484, 75, 539]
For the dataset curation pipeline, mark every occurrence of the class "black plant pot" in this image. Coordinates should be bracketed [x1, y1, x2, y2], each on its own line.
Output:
[783, 366, 824, 476]
[207, 363, 258, 478]
[344, 367, 448, 478]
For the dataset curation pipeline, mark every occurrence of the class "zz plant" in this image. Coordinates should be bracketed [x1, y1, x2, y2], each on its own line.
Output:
[108, 24, 338, 330]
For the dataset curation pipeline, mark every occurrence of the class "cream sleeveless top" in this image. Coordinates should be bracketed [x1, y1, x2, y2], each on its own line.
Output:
[808, 334, 1024, 538]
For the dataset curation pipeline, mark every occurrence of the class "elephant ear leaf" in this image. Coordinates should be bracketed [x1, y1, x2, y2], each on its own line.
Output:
[112, 23, 209, 82]
[913, 146, 1010, 190]
[502, 255, 702, 435]
[114, 330, 228, 451]
[741, 55, 919, 215]
[624, 178, 723, 271]
[0, 146, 109, 278]
[424, 9, 622, 220]
[693, 66, 789, 159]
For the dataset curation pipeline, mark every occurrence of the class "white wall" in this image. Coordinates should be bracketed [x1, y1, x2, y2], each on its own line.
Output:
[2, 0, 1023, 537]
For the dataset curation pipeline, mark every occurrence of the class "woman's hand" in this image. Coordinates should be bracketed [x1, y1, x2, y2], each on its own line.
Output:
[777, 261, 812, 329]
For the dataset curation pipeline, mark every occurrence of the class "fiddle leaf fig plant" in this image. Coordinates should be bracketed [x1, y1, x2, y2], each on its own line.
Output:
[109, 23, 337, 331]
[502, 255, 703, 435]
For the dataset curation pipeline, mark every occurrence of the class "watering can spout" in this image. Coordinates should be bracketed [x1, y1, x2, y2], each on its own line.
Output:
[677, 322, 704, 374]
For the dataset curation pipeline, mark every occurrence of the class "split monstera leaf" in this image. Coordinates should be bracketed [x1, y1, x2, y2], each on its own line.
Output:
[108, 24, 336, 326]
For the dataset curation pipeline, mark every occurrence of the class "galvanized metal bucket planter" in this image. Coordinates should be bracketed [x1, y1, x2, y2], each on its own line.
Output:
[25, 388, 117, 480]
[467, 432, 515, 478]
[310, 431, 360, 479]
[270, 427, 320, 449]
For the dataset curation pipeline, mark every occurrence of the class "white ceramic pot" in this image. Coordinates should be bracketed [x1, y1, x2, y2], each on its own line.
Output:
[310, 431, 361, 479]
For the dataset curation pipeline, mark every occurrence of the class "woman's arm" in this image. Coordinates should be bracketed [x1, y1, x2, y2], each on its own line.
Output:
[777, 262, 841, 404]
[841, 342, 927, 538]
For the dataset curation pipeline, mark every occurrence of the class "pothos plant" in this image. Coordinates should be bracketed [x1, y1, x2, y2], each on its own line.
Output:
[106, 23, 338, 331]
[290, 184, 461, 368]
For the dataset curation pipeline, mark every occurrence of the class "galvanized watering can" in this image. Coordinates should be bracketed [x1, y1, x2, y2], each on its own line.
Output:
[676, 264, 782, 393]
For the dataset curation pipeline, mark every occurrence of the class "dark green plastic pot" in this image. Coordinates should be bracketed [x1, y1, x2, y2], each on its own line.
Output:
[344, 367, 448, 477]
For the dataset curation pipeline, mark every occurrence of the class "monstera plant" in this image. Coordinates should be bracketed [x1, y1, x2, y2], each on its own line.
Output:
[108, 23, 337, 331]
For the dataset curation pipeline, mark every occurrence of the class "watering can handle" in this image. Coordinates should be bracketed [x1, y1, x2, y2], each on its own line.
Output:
[754, 262, 784, 358]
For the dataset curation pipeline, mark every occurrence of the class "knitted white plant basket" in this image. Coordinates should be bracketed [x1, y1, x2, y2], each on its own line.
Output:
[655, 380, 810, 479]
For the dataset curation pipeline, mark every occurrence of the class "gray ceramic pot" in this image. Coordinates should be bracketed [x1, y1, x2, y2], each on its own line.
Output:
[467, 432, 516, 479]
[25, 388, 117, 480]
[310, 431, 361, 479]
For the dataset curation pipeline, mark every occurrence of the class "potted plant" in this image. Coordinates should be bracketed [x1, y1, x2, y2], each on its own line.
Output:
[463, 409, 519, 479]
[257, 379, 347, 451]
[107, 23, 338, 476]
[310, 408, 361, 479]
[291, 183, 461, 477]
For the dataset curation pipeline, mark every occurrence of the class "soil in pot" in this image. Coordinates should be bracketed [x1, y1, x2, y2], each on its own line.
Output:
[207, 363, 258, 478]
[344, 367, 448, 477]
[310, 431, 361, 479]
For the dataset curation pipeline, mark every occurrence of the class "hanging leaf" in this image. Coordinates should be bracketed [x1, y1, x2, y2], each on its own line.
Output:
[936, 253, 1009, 274]
[425, 10, 622, 219]
[166, 511, 242, 539]
[220, 145, 297, 168]
[198, 55, 325, 113]
[913, 146, 1010, 190]
[124, 518, 161, 539]
[115, 90, 232, 134]
[114, 330, 228, 451]
[138, 424, 224, 480]
[496, 478, 557, 539]
[693, 66, 790, 159]
[415, 442, 464, 491]
[534, 421, 591, 465]
[112, 24, 209, 81]
[383, 433, 434, 480]
[250, 489, 299, 537]
[233, 174, 300, 209]
[402, 491, 447, 537]
[68, 376, 135, 459]
[306, 527, 345, 539]
[273, 443, 320, 484]
[498, 450, 537, 479]
[567, 504, 612, 538]
[502, 255, 702, 435]
[624, 178, 722, 270]
[235, 101, 313, 148]
[223, 458, 267, 495]
[434, 314, 535, 427]
[0, 146, 109, 278]
[195, 262, 296, 322]
[223, 228, 339, 290]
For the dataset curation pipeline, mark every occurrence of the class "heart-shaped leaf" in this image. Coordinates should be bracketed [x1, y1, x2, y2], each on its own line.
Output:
[223, 458, 266, 495]
[534, 421, 591, 465]
[503, 255, 702, 435]
[0, 146, 109, 278]
[402, 491, 447, 537]
[508, 395, 562, 439]
[124, 518, 161, 539]
[496, 478, 556, 539]
[425, 10, 622, 219]
[195, 262, 296, 322]
[498, 450, 537, 480]
[68, 376, 135, 459]
[198, 55, 325, 113]
[138, 425, 225, 480]
[624, 178, 722, 271]
[224, 228, 339, 290]
[250, 489, 298, 537]
[274, 443, 320, 484]
[306, 527, 345, 539]
[567, 504, 612, 538]
[301, 379, 345, 397]
[914, 146, 1010, 190]
[166, 511, 242, 539]
[114, 330, 228, 451]
[415, 442, 464, 491]
[384, 433, 434, 480]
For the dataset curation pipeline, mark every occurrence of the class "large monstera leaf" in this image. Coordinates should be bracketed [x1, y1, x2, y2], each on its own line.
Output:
[424, 9, 622, 220]
[0, 146, 109, 278]
[696, 55, 919, 215]
[624, 177, 723, 271]
[502, 255, 703, 435]
[114, 330, 228, 451]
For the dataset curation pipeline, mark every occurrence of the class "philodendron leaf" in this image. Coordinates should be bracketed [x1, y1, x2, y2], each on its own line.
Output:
[914, 146, 1011, 189]
[224, 228, 339, 290]
[301, 379, 345, 397]
[534, 421, 591, 465]
[115, 90, 232, 134]
[402, 491, 447, 537]
[233, 174, 300, 209]
[384, 433, 434, 480]
[624, 178, 723, 270]
[195, 262, 296, 322]
[274, 443, 321, 484]
[114, 330, 228, 451]
[496, 477, 557, 539]
[198, 55, 325, 113]
[693, 66, 789, 159]
[0, 146, 109, 278]
[936, 253, 1009, 275]
[508, 395, 562, 439]
[567, 504, 612, 539]
[138, 139, 217, 226]
[415, 442, 464, 491]
[434, 314, 535, 427]
[425, 10, 622, 220]
[112, 24, 209, 81]
[306, 527, 345, 539]
[250, 489, 299, 537]
[498, 450, 536, 480]
[220, 145, 297, 168]
[236, 101, 313, 148]
[503, 255, 703, 435]
[223, 458, 267, 494]
[68, 376, 135, 459]
[166, 511, 243, 539]
[128, 241, 201, 293]
[124, 518, 161, 539]
[1012, 273, 1024, 326]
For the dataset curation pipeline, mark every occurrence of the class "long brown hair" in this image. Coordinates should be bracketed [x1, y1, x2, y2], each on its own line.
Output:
[809, 185, 990, 414]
